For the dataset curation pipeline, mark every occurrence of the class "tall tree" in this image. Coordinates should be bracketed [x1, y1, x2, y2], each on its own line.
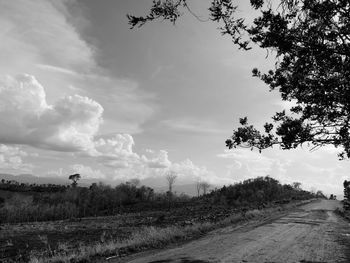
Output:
[128, 178, 141, 187]
[292, 182, 302, 190]
[68, 173, 81, 188]
[165, 170, 177, 194]
[128, 0, 350, 158]
[196, 179, 202, 197]
[200, 181, 211, 195]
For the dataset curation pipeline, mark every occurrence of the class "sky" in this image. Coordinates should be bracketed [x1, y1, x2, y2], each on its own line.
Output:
[0, 0, 348, 196]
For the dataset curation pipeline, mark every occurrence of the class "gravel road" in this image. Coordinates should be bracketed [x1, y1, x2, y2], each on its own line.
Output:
[122, 200, 350, 263]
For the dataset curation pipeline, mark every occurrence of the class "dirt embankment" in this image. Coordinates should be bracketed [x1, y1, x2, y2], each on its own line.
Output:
[120, 200, 350, 263]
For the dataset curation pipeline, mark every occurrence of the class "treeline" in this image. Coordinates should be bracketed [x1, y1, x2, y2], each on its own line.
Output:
[0, 176, 318, 223]
[208, 177, 317, 207]
[0, 181, 189, 223]
[0, 179, 67, 192]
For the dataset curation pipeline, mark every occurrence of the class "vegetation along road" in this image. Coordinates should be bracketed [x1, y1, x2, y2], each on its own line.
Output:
[120, 200, 350, 263]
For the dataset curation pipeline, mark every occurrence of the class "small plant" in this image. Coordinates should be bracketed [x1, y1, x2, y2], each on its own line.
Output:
[38, 234, 53, 257]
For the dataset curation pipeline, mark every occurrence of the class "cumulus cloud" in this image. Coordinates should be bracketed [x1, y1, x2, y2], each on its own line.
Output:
[171, 159, 209, 178]
[142, 150, 171, 168]
[0, 0, 155, 136]
[92, 134, 140, 168]
[0, 1, 214, 185]
[94, 134, 137, 158]
[0, 74, 157, 178]
[80, 133, 215, 184]
[218, 149, 291, 183]
[0, 74, 103, 152]
[0, 144, 33, 172]
[218, 147, 350, 196]
[91, 134, 172, 170]
[169, 159, 232, 185]
[34, 130, 223, 186]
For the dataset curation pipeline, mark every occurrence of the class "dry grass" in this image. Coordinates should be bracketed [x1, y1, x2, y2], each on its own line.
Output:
[29, 201, 309, 263]
[29, 223, 213, 263]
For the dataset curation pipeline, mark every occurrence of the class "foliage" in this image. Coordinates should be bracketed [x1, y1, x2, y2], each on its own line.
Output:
[0, 180, 156, 223]
[292, 182, 302, 190]
[195, 180, 211, 196]
[0, 179, 67, 192]
[0, 176, 315, 223]
[344, 180, 350, 210]
[208, 176, 315, 207]
[196, 180, 202, 197]
[68, 173, 81, 188]
[128, 0, 350, 158]
[200, 181, 211, 195]
[329, 193, 337, 200]
[315, 190, 327, 199]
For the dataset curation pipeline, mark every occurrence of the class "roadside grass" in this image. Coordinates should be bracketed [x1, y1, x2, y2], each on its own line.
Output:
[29, 201, 311, 263]
[334, 203, 350, 262]
[335, 204, 350, 222]
[29, 224, 213, 263]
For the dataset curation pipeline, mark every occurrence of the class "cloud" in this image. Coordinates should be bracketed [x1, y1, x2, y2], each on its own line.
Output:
[89, 76, 155, 134]
[91, 134, 172, 170]
[82, 133, 217, 184]
[36, 64, 80, 76]
[142, 150, 172, 168]
[0, 74, 103, 152]
[0, 0, 155, 135]
[35, 130, 228, 186]
[219, 147, 350, 196]
[92, 134, 140, 167]
[0, 144, 33, 172]
[0, 0, 94, 74]
[218, 149, 291, 183]
[161, 118, 225, 134]
[95, 134, 136, 157]
[171, 159, 209, 178]
[170, 159, 230, 185]
[111, 157, 215, 185]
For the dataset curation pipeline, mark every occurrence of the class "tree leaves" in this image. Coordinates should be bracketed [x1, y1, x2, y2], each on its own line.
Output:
[128, 0, 350, 159]
[127, 0, 186, 29]
[227, 0, 350, 158]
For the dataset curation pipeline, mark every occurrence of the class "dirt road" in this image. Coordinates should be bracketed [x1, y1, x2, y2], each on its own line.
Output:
[122, 200, 350, 263]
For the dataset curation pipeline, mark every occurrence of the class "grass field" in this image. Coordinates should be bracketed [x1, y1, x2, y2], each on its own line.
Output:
[1, 203, 234, 262]
[1, 200, 312, 263]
